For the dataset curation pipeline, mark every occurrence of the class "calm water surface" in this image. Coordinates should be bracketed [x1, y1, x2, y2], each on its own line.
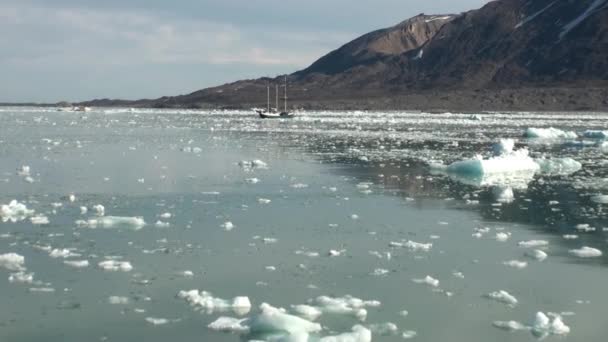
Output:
[0, 107, 607, 341]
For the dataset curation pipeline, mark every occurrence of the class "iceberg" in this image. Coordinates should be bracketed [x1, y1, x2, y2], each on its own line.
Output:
[1, 200, 35, 223]
[582, 130, 608, 139]
[524, 127, 577, 140]
[534, 157, 582, 175]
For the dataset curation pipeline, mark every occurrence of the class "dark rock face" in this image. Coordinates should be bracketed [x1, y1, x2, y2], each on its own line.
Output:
[79, 0, 608, 111]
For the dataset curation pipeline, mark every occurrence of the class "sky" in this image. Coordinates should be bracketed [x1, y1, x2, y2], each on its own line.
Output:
[0, 0, 489, 103]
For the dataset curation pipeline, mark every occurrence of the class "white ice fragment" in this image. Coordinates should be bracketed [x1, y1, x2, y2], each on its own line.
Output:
[30, 215, 49, 225]
[582, 130, 608, 139]
[92, 204, 105, 216]
[207, 316, 249, 333]
[493, 186, 515, 203]
[80, 206, 88, 215]
[181, 270, 194, 277]
[291, 304, 323, 321]
[590, 195, 608, 204]
[49, 248, 80, 258]
[402, 330, 418, 339]
[369, 322, 398, 336]
[249, 303, 322, 335]
[64, 260, 89, 268]
[108, 296, 129, 305]
[493, 320, 528, 331]
[68, 194, 76, 202]
[98, 260, 133, 272]
[412, 275, 439, 287]
[0, 253, 25, 271]
[535, 157, 582, 175]
[178, 290, 251, 315]
[503, 260, 528, 269]
[17, 165, 30, 176]
[525, 249, 548, 261]
[311, 295, 379, 321]
[1, 200, 35, 223]
[9, 271, 34, 284]
[78, 216, 145, 230]
[524, 127, 577, 140]
[159, 212, 172, 219]
[485, 290, 518, 306]
[145, 317, 170, 325]
[569, 246, 603, 258]
[563, 234, 579, 240]
[532, 312, 570, 337]
[258, 198, 271, 204]
[155, 220, 170, 228]
[496, 232, 511, 242]
[221, 221, 234, 231]
[518, 240, 549, 248]
[371, 268, 389, 276]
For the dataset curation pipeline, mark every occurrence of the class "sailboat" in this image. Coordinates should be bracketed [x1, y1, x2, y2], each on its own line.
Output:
[256, 76, 294, 119]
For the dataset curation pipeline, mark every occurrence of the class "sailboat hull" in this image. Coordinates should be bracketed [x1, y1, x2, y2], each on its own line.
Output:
[257, 111, 294, 119]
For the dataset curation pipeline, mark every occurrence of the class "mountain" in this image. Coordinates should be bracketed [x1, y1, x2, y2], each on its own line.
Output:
[80, 0, 608, 111]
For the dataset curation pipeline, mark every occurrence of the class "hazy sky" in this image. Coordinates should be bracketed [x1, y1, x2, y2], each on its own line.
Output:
[1, 0, 489, 102]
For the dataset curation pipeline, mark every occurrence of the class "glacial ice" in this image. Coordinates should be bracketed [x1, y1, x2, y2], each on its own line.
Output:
[568, 246, 603, 258]
[98, 260, 133, 272]
[518, 240, 549, 248]
[178, 290, 251, 315]
[485, 290, 518, 306]
[524, 127, 577, 140]
[108, 296, 129, 305]
[525, 249, 548, 261]
[77, 216, 146, 229]
[64, 260, 89, 268]
[0, 253, 26, 271]
[503, 260, 528, 269]
[412, 275, 439, 287]
[535, 157, 582, 175]
[319, 325, 372, 342]
[1, 200, 35, 223]
[532, 312, 570, 337]
[582, 130, 608, 139]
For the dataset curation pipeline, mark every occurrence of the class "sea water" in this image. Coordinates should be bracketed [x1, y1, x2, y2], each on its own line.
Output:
[0, 107, 607, 341]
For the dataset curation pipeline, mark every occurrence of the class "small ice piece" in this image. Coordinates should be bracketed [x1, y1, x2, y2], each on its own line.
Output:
[493, 186, 515, 203]
[159, 212, 172, 219]
[258, 198, 271, 204]
[145, 317, 169, 325]
[518, 240, 549, 248]
[137, 178, 145, 183]
[524, 127, 577, 140]
[525, 249, 548, 261]
[311, 295, 379, 321]
[582, 130, 608, 139]
[64, 260, 89, 268]
[155, 220, 170, 228]
[207, 316, 249, 333]
[30, 215, 49, 225]
[402, 330, 418, 339]
[535, 157, 582, 175]
[68, 194, 76, 202]
[245, 178, 260, 184]
[181, 270, 194, 277]
[328, 249, 345, 257]
[575, 224, 595, 232]
[412, 275, 439, 287]
[92, 204, 105, 216]
[291, 304, 323, 321]
[493, 139, 515, 155]
[351, 214, 359, 220]
[29, 287, 55, 293]
[108, 296, 129, 305]
[78, 216, 145, 230]
[80, 206, 88, 215]
[403, 240, 433, 252]
[178, 290, 251, 315]
[495, 232, 511, 242]
[369, 322, 398, 336]
[248, 303, 322, 335]
[532, 312, 570, 337]
[503, 260, 528, 269]
[17, 165, 30, 176]
[98, 260, 133, 272]
[569, 246, 603, 258]
[9, 271, 34, 284]
[0, 253, 25, 271]
[1, 200, 35, 223]
[221, 221, 234, 231]
[492, 320, 528, 331]
[291, 183, 308, 189]
[590, 195, 608, 204]
[563, 234, 579, 240]
[265, 266, 276, 271]
[371, 268, 389, 276]
[452, 271, 465, 279]
[49, 248, 80, 258]
[485, 290, 518, 306]
[320, 325, 372, 341]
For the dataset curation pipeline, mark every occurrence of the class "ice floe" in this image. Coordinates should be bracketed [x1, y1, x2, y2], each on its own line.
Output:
[30, 215, 49, 225]
[0, 253, 25, 271]
[525, 249, 548, 261]
[64, 260, 89, 268]
[178, 290, 251, 315]
[503, 260, 528, 269]
[485, 290, 518, 306]
[524, 127, 577, 140]
[532, 312, 570, 337]
[77, 216, 145, 230]
[98, 260, 133, 272]
[518, 240, 549, 248]
[412, 275, 439, 287]
[1, 200, 35, 223]
[108, 296, 129, 305]
[568, 246, 603, 258]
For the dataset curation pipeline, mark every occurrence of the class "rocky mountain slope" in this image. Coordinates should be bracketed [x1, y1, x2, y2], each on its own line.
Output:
[81, 0, 608, 111]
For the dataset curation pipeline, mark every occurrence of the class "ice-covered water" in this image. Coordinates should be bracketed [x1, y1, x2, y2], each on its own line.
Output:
[1, 107, 608, 341]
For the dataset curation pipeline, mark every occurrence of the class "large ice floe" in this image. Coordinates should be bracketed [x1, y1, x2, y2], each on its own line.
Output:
[524, 127, 577, 140]
[430, 139, 581, 188]
[178, 290, 251, 315]
[0, 253, 26, 271]
[1, 200, 35, 223]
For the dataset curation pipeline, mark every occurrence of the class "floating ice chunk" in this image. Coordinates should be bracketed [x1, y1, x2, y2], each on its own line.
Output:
[0, 253, 25, 271]
[563, 234, 579, 240]
[496, 232, 511, 242]
[291, 183, 309, 189]
[535, 157, 582, 175]
[290, 304, 323, 321]
[98, 260, 133, 272]
[371, 268, 389, 276]
[17, 165, 30, 176]
[245, 178, 260, 184]
[181, 270, 194, 277]
[493, 139, 515, 155]
[328, 249, 345, 257]
[525, 249, 548, 261]
[311, 295, 379, 321]
[92, 204, 105, 216]
[403, 240, 432, 252]
[493, 186, 515, 203]
[178, 290, 251, 315]
[30, 215, 49, 225]
[249, 303, 322, 335]
[532, 312, 570, 337]
[524, 127, 577, 140]
[208, 316, 249, 333]
[369, 322, 398, 336]
[258, 198, 271, 204]
[518, 240, 549, 248]
[485, 290, 518, 306]
[9, 271, 34, 284]
[80, 206, 88, 215]
[569, 246, 602, 258]
[402, 330, 418, 339]
[265, 266, 276, 271]
[575, 224, 595, 232]
[49, 248, 80, 258]
[350, 214, 359, 220]
[591, 195, 608, 204]
[68, 194, 76, 202]
[239, 160, 268, 170]
[145, 317, 170, 325]
[1, 200, 35, 223]
[78, 216, 145, 230]
[155, 220, 170, 228]
[320, 325, 372, 342]
[221, 221, 234, 231]
[159, 212, 172, 219]
[412, 275, 439, 287]
[503, 260, 528, 269]
[64, 260, 89, 268]
[492, 320, 528, 331]
[108, 296, 129, 305]
[582, 130, 608, 139]
[29, 287, 55, 293]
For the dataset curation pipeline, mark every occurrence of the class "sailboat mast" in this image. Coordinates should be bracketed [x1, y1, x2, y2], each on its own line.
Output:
[267, 83, 270, 113]
[275, 85, 278, 111]
[284, 76, 287, 113]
